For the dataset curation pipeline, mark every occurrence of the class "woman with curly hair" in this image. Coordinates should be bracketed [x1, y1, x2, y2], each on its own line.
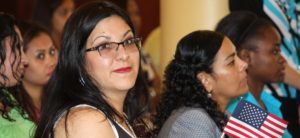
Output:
[154, 30, 248, 138]
[0, 13, 30, 137]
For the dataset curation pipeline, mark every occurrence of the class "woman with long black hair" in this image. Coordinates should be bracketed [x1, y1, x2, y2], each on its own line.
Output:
[34, 1, 150, 138]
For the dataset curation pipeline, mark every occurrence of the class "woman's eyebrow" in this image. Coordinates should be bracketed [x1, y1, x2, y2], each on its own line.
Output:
[92, 34, 110, 45]
[225, 52, 235, 61]
[91, 29, 132, 45]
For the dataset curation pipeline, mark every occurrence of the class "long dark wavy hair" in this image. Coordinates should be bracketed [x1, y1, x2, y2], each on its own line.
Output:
[34, 1, 149, 138]
[7, 21, 52, 124]
[0, 13, 23, 121]
[154, 30, 228, 135]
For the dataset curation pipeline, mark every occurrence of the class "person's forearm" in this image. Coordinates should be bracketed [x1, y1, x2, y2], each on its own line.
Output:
[284, 64, 300, 90]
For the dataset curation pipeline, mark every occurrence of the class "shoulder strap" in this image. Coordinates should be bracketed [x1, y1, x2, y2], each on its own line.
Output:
[266, 83, 291, 98]
[110, 119, 135, 138]
[266, 83, 280, 99]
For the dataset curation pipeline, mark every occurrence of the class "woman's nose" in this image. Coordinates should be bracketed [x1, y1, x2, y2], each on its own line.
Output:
[48, 55, 58, 68]
[21, 50, 29, 67]
[238, 57, 248, 72]
[115, 44, 129, 61]
[278, 54, 286, 64]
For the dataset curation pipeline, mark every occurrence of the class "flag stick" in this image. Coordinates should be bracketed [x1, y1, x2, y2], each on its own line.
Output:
[220, 132, 225, 138]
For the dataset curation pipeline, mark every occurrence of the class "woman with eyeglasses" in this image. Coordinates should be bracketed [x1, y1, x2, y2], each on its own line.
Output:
[34, 1, 150, 138]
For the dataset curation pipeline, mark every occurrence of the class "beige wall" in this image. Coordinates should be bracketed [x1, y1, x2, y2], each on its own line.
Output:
[160, 0, 229, 76]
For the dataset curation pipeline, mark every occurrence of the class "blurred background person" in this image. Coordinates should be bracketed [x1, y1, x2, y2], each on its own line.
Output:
[0, 12, 30, 138]
[32, 0, 75, 50]
[107, 0, 141, 35]
[143, 26, 161, 74]
[11, 20, 58, 124]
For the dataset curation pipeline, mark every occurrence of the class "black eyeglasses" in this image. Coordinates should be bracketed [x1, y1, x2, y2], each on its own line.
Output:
[85, 37, 141, 58]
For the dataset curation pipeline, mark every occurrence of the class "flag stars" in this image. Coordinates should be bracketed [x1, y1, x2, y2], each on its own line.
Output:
[235, 102, 268, 129]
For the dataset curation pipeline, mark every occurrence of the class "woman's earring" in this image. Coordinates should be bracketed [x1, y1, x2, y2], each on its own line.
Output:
[207, 92, 212, 98]
[79, 74, 85, 86]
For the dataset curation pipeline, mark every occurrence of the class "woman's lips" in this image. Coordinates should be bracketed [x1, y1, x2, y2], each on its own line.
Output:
[47, 70, 55, 76]
[113, 67, 132, 73]
[18, 68, 25, 75]
[279, 69, 285, 78]
[18, 65, 27, 74]
[278, 66, 285, 78]
[240, 73, 248, 87]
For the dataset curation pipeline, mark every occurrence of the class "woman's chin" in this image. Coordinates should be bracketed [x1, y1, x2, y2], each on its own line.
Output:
[115, 82, 136, 92]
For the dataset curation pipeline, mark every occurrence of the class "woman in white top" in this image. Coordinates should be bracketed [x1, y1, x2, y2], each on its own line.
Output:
[34, 1, 150, 138]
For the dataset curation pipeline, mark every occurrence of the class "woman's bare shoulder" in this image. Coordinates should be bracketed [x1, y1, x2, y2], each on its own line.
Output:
[54, 106, 116, 138]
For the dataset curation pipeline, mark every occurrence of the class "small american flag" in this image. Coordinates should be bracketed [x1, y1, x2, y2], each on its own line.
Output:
[223, 99, 288, 138]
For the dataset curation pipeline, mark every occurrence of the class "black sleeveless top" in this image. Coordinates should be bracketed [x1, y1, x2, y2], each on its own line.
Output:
[110, 119, 135, 138]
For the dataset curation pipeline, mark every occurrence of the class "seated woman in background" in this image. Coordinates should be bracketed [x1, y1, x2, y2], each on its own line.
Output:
[8, 21, 58, 124]
[34, 1, 150, 138]
[32, 0, 75, 50]
[154, 30, 248, 138]
[0, 13, 30, 137]
[215, 11, 293, 137]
